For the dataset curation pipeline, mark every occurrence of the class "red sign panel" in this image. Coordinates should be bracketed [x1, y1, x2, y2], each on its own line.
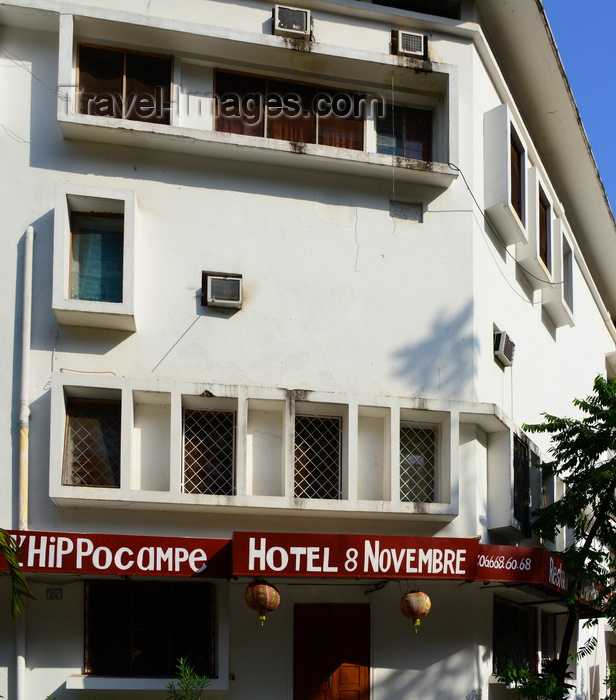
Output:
[3, 530, 232, 578]
[2, 530, 572, 593]
[233, 532, 480, 579]
[477, 545, 569, 593]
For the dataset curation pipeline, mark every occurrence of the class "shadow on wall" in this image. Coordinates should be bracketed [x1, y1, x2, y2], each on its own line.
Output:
[391, 300, 478, 400]
[575, 667, 588, 700]
[375, 648, 485, 700]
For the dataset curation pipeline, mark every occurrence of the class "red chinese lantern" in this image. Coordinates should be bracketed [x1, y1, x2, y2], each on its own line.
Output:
[400, 591, 431, 632]
[245, 579, 281, 625]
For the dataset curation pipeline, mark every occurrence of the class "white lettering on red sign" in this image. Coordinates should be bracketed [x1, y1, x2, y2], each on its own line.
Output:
[248, 537, 339, 573]
[246, 537, 469, 575]
[21, 535, 208, 574]
[364, 540, 467, 575]
[548, 556, 568, 591]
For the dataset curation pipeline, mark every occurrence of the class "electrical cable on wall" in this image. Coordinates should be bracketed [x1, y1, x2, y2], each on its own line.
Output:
[448, 162, 564, 288]
[0, 47, 72, 104]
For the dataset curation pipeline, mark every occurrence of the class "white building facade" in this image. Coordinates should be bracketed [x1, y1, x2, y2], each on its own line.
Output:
[1, 0, 615, 698]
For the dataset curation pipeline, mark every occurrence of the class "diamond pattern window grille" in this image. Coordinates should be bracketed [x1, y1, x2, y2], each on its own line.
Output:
[493, 596, 538, 674]
[294, 415, 341, 499]
[400, 423, 437, 502]
[63, 399, 121, 487]
[183, 409, 235, 495]
[541, 611, 557, 672]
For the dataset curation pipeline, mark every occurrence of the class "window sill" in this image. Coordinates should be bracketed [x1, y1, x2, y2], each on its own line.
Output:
[542, 290, 574, 328]
[65, 675, 228, 691]
[485, 202, 528, 247]
[52, 302, 136, 332]
[50, 486, 458, 521]
[487, 518, 532, 543]
[58, 114, 457, 187]
[517, 253, 553, 291]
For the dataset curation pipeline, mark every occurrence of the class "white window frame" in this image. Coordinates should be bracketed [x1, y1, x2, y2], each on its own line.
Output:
[182, 401, 237, 496]
[63, 395, 122, 488]
[542, 217, 575, 327]
[399, 420, 440, 503]
[516, 166, 554, 289]
[396, 407, 451, 506]
[66, 578, 229, 691]
[56, 14, 456, 188]
[52, 183, 137, 331]
[484, 103, 528, 246]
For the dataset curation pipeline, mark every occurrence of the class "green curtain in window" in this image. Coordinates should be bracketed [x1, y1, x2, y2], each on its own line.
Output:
[71, 215, 124, 303]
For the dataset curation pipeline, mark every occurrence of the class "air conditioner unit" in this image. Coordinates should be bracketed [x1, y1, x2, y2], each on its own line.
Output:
[394, 30, 427, 57]
[494, 331, 515, 366]
[203, 273, 243, 309]
[273, 5, 311, 38]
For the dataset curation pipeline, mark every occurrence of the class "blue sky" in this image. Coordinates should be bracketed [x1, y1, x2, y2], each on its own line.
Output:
[542, 1, 616, 212]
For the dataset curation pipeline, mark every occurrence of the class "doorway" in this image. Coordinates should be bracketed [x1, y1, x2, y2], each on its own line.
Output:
[294, 603, 370, 700]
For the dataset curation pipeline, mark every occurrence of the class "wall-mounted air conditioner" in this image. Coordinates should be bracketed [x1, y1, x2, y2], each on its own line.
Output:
[494, 331, 515, 366]
[273, 5, 311, 38]
[393, 30, 427, 57]
[202, 272, 243, 309]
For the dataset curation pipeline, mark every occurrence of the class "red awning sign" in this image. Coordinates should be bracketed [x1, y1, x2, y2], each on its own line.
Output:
[3, 530, 231, 578]
[477, 545, 569, 594]
[2, 530, 573, 594]
[232, 532, 480, 579]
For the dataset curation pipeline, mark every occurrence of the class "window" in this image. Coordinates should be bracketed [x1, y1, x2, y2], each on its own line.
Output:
[563, 236, 573, 310]
[484, 105, 528, 247]
[79, 45, 172, 124]
[493, 597, 537, 674]
[538, 187, 551, 271]
[294, 415, 342, 499]
[376, 104, 432, 161]
[70, 213, 124, 303]
[372, 0, 460, 19]
[513, 434, 531, 535]
[52, 185, 137, 331]
[400, 423, 437, 502]
[510, 130, 524, 223]
[542, 221, 575, 328]
[183, 409, 236, 495]
[63, 398, 121, 487]
[541, 612, 557, 672]
[215, 71, 364, 151]
[85, 580, 215, 677]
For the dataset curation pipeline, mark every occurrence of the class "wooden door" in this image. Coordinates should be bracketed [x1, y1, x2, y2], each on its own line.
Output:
[294, 604, 370, 700]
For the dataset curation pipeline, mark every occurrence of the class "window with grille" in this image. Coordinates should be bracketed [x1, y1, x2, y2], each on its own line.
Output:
[183, 409, 235, 495]
[294, 415, 341, 499]
[79, 45, 172, 124]
[85, 580, 215, 677]
[541, 611, 557, 672]
[493, 597, 538, 674]
[70, 213, 124, 303]
[513, 434, 531, 535]
[63, 398, 121, 487]
[400, 423, 437, 503]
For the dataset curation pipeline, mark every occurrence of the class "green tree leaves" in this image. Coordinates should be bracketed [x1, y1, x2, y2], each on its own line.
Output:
[0, 528, 35, 619]
[520, 375, 616, 688]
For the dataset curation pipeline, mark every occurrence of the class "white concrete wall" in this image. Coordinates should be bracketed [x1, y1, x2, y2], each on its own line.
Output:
[1, 0, 615, 698]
